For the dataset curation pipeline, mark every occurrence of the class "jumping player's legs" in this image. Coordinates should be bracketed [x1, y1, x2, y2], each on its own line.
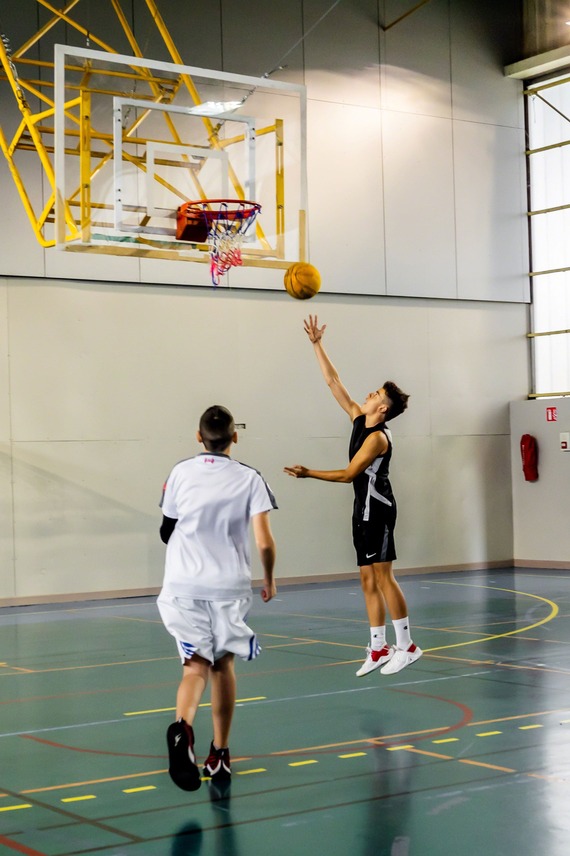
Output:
[370, 561, 422, 675]
[210, 652, 236, 748]
[359, 565, 387, 626]
[371, 561, 407, 620]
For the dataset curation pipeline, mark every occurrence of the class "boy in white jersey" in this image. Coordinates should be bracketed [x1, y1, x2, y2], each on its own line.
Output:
[158, 405, 277, 792]
[284, 316, 421, 678]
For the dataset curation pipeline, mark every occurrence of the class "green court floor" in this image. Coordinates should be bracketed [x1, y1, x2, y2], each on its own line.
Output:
[1, 568, 569, 855]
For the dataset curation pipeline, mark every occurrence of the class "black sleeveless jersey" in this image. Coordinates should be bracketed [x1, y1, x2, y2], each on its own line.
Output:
[349, 415, 396, 523]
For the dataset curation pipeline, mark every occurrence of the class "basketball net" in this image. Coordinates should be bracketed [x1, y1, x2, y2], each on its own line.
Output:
[199, 201, 261, 285]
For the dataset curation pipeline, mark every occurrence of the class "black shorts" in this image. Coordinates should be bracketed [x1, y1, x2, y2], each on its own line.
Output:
[352, 516, 397, 566]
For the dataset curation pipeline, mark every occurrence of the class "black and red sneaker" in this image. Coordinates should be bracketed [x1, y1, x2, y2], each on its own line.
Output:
[203, 741, 232, 781]
[166, 719, 202, 791]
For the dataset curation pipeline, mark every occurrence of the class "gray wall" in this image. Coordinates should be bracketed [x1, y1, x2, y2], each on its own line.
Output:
[0, 0, 533, 603]
[510, 399, 570, 567]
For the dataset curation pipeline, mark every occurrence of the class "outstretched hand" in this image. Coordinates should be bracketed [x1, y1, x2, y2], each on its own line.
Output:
[284, 465, 309, 478]
[304, 315, 326, 344]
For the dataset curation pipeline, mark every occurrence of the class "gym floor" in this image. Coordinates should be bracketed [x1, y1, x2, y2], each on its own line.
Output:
[1, 568, 569, 856]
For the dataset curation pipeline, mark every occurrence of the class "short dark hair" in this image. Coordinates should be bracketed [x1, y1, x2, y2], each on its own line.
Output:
[382, 381, 410, 421]
[199, 405, 235, 452]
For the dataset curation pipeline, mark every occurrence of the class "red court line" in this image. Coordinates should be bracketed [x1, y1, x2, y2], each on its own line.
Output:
[20, 734, 164, 759]
[0, 837, 47, 856]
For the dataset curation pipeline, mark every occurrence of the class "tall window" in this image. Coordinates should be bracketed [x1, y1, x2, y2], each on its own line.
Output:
[526, 74, 570, 397]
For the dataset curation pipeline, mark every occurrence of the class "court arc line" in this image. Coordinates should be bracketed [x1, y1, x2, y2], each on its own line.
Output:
[425, 582, 559, 653]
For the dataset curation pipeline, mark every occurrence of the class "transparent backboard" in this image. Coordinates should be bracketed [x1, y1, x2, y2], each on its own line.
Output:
[53, 45, 307, 270]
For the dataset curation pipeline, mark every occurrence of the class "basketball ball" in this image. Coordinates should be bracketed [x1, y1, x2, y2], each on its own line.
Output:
[284, 263, 321, 300]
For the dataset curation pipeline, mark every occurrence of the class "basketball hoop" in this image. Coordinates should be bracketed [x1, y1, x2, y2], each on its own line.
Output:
[176, 199, 261, 285]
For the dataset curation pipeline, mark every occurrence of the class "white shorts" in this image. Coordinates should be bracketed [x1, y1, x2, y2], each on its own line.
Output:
[157, 592, 261, 664]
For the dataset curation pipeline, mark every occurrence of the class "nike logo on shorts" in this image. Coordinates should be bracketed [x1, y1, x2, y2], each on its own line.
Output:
[366, 552, 376, 559]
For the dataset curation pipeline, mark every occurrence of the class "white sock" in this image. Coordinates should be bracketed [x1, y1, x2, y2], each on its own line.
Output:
[393, 617, 412, 650]
[370, 626, 386, 650]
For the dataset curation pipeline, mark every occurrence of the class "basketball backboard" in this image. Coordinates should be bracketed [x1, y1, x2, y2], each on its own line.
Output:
[52, 44, 308, 272]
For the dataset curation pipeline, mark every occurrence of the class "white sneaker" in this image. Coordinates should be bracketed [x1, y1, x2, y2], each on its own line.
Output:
[380, 643, 422, 675]
[356, 644, 395, 677]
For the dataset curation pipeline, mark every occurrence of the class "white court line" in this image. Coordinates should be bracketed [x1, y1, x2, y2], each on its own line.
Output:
[0, 670, 492, 739]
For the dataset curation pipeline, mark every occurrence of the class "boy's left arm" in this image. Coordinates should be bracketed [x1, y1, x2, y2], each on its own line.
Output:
[160, 515, 177, 544]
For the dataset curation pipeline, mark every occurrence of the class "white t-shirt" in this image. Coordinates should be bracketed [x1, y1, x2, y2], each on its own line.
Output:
[160, 452, 277, 600]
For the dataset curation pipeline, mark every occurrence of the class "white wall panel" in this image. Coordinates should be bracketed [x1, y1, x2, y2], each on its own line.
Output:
[382, 0, 452, 119]
[383, 111, 456, 298]
[11, 439, 163, 598]
[390, 435, 437, 570]
[0, 159, 45, 277]
[0, 282, 10, 442]
[307, 100, 385, 295]
[302, 0, 381, 108]
[0, 283, 15, 597]
[450, 0, 524, 129]
[143, 0, 223, 69]
[428, 301, 528, 436]
[430, 434, 513, 565]
[7, 280, 244, 442]
[454, 122, 530, 302]
[221, 0, 304, 83]
[0, 442, 15, 598]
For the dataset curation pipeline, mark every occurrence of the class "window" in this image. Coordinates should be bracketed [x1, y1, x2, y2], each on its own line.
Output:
[526, 75, 570, 397]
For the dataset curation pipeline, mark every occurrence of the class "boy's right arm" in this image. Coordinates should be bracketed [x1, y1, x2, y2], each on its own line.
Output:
[304, 315, 360, 419]
[252, 511, 277, 602]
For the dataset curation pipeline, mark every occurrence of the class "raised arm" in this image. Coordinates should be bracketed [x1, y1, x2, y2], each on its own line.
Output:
[304, 315, 361, 420]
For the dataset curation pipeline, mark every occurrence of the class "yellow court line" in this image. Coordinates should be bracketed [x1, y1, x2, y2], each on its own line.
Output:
[519, 724, 543, 730]
[289, 760, 318, 767]
[9, 769, 167, 796]
[386, 745, 414, 751]
[270, 725, 449, 756]
[405, 747, 454, 761]
[123, 786, 156, 793]
[264, 641, 320, 649]
[0, 656, 175, 676]
[469, 707, 570, 727]
[339, 752, 367, 758]
[402, 746, 516, 774]
[476, 731, 502, 737]
[124, 696, 266, 716]
[236, 768, 266, 775]
[459, 759, 516, 773]
[426, 582, 558, 653]
[433, 738, 459, 744]
[0, 804, 32, 812]
[61, 795, 96, 802]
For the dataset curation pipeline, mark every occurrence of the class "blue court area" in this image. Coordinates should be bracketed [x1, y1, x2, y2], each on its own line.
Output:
[1, 569, 569, 855]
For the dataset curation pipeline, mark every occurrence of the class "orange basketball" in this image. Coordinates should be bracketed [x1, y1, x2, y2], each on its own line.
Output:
[284, 263, 321, 300]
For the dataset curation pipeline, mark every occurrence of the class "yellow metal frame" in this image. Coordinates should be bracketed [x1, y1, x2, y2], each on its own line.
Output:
[0, 0, 301, 265]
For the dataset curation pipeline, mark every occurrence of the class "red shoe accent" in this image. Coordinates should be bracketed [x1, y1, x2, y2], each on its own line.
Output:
[370, 645, 391, 662]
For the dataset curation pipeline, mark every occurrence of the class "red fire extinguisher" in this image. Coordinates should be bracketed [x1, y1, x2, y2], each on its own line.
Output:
[520, 434, 538, 482]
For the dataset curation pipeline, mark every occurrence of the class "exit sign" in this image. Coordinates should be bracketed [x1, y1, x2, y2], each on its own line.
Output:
[546, 406, 558, 422]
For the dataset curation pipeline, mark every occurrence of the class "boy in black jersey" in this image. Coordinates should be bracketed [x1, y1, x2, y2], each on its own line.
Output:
[284, 316, 422, 676]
